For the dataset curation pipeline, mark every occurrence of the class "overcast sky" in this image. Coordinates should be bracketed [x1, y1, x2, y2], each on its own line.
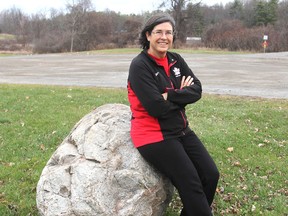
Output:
[0, 0, 233, 15]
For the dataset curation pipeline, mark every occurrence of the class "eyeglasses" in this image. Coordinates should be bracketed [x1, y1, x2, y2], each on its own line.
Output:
[151, 30, 174, 37]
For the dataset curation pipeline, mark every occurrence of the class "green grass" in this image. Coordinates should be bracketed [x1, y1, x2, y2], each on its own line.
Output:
[0, 47, 250, 57]
[0, 34, 16, 40]
[76, 48, 250, 55]
[0, 84, 287, 215]
[87, 48, 142, 54]
[172, 48, 251, 55]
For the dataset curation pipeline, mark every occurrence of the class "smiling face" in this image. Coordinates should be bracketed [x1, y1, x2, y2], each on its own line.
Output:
[146, 22, 174, 58]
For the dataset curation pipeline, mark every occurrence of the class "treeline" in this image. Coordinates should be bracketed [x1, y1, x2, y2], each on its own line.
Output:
[0, 0, 287, 53]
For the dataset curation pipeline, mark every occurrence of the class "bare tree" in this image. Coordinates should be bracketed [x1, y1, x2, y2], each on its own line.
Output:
[30, 12, 47, 40]
[0, 7, 31, 47]
[65, 0, 93, 52]
[2, 0, 287, 53]
[160, 0, 203, 43]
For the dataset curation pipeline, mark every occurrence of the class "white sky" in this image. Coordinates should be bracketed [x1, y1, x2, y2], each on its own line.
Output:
[0, 0, 233, 15]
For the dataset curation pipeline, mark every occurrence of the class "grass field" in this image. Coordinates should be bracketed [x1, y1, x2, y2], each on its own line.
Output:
[0, 34, 16, 40]
[79, 47, 250, 55]
[0, 45, 251, 57]
[0, 84, 287, 215]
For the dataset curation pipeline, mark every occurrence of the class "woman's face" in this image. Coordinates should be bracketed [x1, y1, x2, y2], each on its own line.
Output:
[146, 22, 174, 58]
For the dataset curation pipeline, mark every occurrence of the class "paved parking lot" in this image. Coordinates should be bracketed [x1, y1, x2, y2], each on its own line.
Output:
[1, 51, 287, 99]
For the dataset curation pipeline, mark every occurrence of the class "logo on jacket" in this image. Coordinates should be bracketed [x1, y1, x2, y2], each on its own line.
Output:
[173, 67, 181, 77]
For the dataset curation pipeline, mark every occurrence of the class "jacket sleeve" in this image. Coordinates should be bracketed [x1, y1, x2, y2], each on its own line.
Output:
[167, 55, 202, 105]
[129, 59, 181, 118]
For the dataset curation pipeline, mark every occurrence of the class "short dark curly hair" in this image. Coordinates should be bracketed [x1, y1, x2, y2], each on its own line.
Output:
[139, 13, 176, 49]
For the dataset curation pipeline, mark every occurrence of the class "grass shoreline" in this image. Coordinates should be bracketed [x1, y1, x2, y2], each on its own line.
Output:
[0, 84, 287, 215]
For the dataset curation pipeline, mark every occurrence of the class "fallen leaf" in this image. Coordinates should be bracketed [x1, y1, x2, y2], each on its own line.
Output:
[216, 186, 224, 193]
[259, 176, 268, 180]
[227, 147, 234, 152]
[253, 195, 259, 200]
[40, 144, 45, 151]
[233, 161, 241, 167]
[242, 185, 248, 190]
[4, 162, 15, 167]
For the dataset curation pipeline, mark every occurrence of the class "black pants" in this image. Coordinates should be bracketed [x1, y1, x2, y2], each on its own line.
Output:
[137, 131, 219, 216]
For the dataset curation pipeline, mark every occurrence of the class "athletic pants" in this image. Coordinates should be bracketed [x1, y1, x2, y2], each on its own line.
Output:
[137, 131, 219, 216]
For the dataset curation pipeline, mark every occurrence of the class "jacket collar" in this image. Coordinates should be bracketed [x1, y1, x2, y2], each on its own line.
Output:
[142, 49, 177, 65]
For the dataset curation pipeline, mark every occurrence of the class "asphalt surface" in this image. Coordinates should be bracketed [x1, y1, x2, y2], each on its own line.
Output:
[1, 51, 287, 99]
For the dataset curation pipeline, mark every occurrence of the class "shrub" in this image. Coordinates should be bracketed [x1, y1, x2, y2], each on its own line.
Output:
[202, 20, 288, 52]
[33, 34, 70, 54]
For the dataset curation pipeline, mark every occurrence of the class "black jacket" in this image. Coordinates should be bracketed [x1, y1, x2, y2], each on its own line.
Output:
[127, 50, 202, 147]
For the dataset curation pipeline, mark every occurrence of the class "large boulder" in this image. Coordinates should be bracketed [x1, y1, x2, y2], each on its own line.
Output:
[36, 103, 174, 216]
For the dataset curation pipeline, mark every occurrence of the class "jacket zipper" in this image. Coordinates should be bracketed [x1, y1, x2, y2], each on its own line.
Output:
[167, 61, 188, 134]
[154, 57, 187, 135]
[180, 110, 187, 127]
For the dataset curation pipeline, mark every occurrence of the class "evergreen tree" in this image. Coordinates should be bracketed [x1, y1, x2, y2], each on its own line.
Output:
[254, 0, 278, 26]
[254, 0, 268, 26]
[267, 0, 278, 25]
[229, 0, 244, 20]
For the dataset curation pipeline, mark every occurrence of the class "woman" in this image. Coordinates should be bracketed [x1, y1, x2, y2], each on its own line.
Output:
[127, 13, 219, 216]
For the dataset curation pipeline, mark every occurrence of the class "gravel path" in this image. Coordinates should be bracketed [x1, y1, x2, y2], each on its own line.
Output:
[1, 51, 287, 99]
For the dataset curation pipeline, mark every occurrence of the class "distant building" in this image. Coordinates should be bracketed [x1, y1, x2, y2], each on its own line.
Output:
[186, 37, 202, 45]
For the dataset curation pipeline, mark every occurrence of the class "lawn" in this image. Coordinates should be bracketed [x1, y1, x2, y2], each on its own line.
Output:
[0, 34, 16, 40]
[0, 84, 287, 215]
